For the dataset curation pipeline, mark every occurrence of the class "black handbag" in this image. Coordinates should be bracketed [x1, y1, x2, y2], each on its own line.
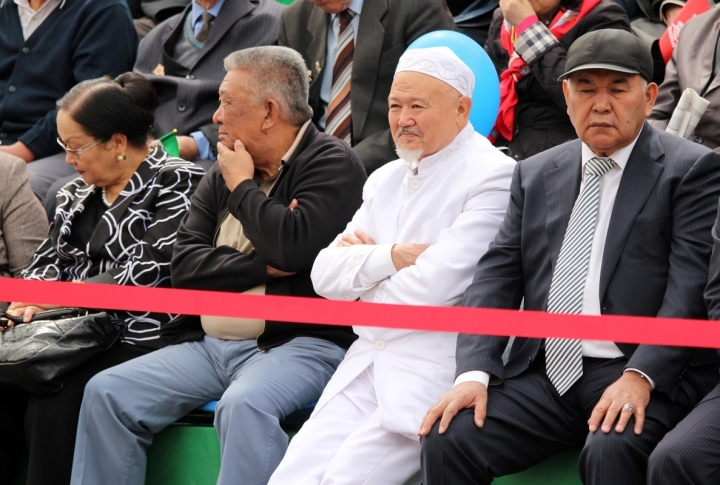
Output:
[0, 308, 124, 394]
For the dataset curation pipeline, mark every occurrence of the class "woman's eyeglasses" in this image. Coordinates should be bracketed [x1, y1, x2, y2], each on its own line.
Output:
[56, 137, 102, 157]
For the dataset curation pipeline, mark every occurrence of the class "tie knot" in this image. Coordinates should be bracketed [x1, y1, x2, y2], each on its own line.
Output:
[201, 12, 214, 23]
[585, 157, 616, 177]
[339, 9, 354, 28]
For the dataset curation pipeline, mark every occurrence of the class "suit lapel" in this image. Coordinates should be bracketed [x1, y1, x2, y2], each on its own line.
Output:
[599, 124, 665, 299]
[543, 141, 583, 272]
[307, 7, 330, 101]
[352, 0, 388, 138]
[161, 7, 191, 76]
[196, 0, 256, 66]
[701, 20, 720, 97]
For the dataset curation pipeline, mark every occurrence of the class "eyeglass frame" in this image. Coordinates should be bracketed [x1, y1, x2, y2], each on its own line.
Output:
[56, 137, 103, 157]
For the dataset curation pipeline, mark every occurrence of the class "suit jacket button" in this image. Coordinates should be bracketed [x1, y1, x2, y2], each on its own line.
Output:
[22, 47, 29, 54]
[186, 74, 195, 80]
[8, 86, 16, 93]
[528, 357, 533, 365]
[178, 103, 186, 112]
[694, 135, 704, 144]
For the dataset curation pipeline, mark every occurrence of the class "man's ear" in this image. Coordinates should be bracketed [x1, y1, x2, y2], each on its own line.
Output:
[457, 96, 472, 125]
[644, 82, 658, 117]
[562, 79, 571, 115]
[262, 99, 281, 132]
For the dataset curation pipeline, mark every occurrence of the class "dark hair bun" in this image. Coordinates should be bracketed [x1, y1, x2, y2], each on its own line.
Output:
[116, 72, 158, 113]
[57, 72, 158, 148]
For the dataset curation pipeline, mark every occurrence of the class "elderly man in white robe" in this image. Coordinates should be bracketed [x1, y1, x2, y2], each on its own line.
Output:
[267, 47, 515, 485]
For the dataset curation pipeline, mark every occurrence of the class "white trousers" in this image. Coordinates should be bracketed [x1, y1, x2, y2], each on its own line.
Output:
[268, 363, 422, 485]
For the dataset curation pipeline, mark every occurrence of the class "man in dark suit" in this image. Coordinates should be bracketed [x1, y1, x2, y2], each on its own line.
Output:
[419, 29, 720, 485]
[646, 190, 720, 484]
[278, 0, 456, 174]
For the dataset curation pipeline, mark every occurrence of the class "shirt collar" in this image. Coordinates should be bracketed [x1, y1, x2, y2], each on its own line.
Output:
[580, 126, 644, 175]
[330, 0, 364, 19]
[192, 0, 225, 27]
[281, 120, 312, 165]
[14, 0, 61, 12]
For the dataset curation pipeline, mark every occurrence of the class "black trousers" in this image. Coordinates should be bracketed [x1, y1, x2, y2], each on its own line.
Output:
[0, 343, 153, 485]
[421, 356, 690, 485]
[648, 382, 720, 485]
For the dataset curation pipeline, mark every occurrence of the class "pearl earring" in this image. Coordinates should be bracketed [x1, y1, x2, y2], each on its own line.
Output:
[116, 153, 126, 161]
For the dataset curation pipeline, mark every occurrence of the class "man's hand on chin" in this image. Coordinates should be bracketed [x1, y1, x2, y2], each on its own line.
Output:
[588, 370, 653, 435]
[217, 140, 254, 192]
[0, 141, 35, 162]
[418, 381, 488, 436]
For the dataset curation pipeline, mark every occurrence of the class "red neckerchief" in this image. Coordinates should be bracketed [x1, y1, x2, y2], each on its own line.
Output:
[489, 0, 601, 143]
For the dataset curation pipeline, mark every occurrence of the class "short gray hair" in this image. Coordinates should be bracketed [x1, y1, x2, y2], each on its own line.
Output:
[223, 46, 313, 126]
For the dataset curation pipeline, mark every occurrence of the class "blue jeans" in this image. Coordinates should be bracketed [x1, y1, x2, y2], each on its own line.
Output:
[71, 336, 346, 485]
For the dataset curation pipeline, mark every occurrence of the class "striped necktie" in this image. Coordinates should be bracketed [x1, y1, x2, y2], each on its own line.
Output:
[196, 12, 214, 43]
[325, 9, 355, 144]
[545, 157, 616, 396]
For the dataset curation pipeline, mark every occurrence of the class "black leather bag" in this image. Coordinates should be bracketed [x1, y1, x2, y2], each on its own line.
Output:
[0, 309, 123, 394]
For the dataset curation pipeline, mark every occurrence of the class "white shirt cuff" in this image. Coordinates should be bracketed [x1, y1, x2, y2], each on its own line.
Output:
[624, 368, 656, 389]
[454, 371, 490, 388]
[354, 244, 397, 288]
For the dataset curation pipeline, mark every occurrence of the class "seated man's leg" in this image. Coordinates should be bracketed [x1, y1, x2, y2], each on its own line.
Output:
[321, 406, 422, 485]
[27, 152, 76, 201]
[214, 336, 345, 485]
[270, 363, 420, 485]
[269, 365, 380, 485]
[71, 339, 231, 485]
[647, 384, 720, 485]
[578, 359, 690, 485]
[421, 365, 587, 485]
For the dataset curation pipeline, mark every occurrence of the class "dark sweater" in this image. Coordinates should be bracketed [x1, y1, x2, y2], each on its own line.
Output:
[166, 123, 366, 350]
[0, 0, 137, 159]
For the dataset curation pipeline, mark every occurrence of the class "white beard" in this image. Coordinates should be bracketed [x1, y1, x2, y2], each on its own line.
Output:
[395, 145, 423, 173]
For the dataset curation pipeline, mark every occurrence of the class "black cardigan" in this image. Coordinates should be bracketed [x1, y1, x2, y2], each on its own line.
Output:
[165, 123, 366, 350]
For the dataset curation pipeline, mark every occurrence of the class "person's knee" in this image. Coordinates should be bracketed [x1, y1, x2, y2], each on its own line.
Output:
[582, 428, 644, 465]
[647, 435, 688, 481]
[421, 411, 483, 465]
[215, 387, 277, 424]
[82, 370, 124, 408]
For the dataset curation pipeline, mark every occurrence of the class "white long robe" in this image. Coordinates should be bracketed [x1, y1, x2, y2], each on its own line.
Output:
[310, 123, 515, 439]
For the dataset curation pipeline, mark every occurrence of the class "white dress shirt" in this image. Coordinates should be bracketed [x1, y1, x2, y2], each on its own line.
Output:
[456, 131, 655, 389]
[310, 123, 515, 437]
[318, 0, 364, 129]
[14, 0, 62, 40]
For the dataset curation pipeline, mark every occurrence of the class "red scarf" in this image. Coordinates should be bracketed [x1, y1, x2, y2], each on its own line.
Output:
[490, 0, 601, 143]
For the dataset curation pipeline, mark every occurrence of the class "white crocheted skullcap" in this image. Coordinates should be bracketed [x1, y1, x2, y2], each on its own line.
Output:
[395, 46, 475, 97]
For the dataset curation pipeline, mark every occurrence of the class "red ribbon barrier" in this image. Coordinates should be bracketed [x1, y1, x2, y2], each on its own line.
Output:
[1, 277, 719, 348]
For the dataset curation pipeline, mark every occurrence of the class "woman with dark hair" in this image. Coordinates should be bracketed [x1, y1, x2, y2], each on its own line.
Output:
[485, 0, 631, 160]
[0, 72, 204, 485]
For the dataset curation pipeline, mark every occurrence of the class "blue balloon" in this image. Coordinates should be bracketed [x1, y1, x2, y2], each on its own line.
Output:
[407, 30, 499, 138]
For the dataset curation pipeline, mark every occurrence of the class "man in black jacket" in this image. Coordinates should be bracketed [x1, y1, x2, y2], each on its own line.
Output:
[70, 46, 366, 485]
